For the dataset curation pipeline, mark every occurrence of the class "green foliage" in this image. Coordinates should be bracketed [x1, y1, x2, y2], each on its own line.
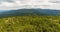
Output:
[0, 15, 60, 32]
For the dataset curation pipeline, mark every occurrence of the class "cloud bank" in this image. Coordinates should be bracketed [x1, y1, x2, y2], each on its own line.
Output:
[0, 0, 60, 10]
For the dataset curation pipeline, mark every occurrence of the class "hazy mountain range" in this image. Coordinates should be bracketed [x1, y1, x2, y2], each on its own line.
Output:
[0, 9, 60, 17]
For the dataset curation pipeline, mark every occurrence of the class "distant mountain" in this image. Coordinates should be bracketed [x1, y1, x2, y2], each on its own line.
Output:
[0, 9, 60, 17]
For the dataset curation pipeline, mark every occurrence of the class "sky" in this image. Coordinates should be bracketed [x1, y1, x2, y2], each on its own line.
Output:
[0, 0, 60, 10]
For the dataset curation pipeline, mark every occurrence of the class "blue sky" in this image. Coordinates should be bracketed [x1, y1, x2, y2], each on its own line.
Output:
[0, 0, 60, 10]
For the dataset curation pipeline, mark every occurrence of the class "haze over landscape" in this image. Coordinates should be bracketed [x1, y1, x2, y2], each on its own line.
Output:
[0, 0, 60, 16]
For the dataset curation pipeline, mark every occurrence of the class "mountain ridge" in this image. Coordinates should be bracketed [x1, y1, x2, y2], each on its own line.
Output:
[0, 9, 60, 17]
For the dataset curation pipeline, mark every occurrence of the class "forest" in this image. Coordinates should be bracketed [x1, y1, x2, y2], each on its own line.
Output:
[0, 15, 60, 32]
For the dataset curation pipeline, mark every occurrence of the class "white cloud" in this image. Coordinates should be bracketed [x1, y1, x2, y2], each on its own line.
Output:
[0, 0, 60, 10]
